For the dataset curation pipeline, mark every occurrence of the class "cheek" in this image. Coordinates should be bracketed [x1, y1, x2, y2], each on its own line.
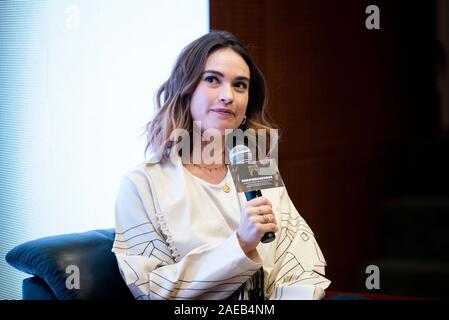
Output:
[190, 91, 205, 119]
[236, 94, 249, 115]
[190, 86, 214, 116]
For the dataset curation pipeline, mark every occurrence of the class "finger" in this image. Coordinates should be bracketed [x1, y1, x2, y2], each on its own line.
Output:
[247, 196, 272, 207]
[258, 222, 279, 234]
[259, 205, 273, 215]
[257, 213, 276, 224]
[250, 205, 273, 216]
[258, 214, 269, 224]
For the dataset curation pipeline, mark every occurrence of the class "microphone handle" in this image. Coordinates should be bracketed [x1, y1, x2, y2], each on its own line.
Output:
[244, 190, 276, 244]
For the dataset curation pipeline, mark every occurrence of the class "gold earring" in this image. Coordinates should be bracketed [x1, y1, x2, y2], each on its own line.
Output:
[241, 115, 247, 125]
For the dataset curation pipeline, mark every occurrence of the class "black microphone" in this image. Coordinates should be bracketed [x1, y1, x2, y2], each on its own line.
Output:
[229, 145, 276, 244]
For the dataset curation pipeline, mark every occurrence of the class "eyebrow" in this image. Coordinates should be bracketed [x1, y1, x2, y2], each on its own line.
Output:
[202, 70, 250, 82]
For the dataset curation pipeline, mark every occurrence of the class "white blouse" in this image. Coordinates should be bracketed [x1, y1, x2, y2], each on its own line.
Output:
[182, 166, 241, 232]
[112, 157, 331, 300]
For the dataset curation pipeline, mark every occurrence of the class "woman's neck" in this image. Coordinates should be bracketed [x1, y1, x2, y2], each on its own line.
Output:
[190, 136, 226, 165]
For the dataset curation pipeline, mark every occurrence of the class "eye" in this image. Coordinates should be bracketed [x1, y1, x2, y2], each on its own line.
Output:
[234, 81, 248, 91]
[204, 75, 219, 84]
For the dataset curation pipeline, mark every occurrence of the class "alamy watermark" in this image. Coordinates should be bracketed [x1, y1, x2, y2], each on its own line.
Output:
[167, 121, 279, 173]
[65, 5, 80, 31]
[365, 264, 380, 290]
[365, 5, 380, 30]
[65, 264, 80, 290]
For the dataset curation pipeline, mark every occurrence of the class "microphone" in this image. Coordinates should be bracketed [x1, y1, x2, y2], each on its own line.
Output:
[229, 145, 276, 244]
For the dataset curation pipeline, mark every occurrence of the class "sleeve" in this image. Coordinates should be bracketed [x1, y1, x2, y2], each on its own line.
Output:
[111, 176, 262, 300]
[264, 189, 331, 300]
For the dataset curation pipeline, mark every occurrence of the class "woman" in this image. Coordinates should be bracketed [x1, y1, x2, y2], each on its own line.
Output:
[112, 31, 330, 300]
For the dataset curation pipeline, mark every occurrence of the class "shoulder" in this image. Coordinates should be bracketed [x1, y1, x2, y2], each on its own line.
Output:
[119, 162, 159, 190]
[121, 158, 181, 188]
[121, 150, 165, 180]
[122, 162, 156, 179]
[115, 163, 164, 212]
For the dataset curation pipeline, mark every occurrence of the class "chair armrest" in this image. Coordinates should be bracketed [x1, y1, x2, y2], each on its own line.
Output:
[6, 229, 133, 300]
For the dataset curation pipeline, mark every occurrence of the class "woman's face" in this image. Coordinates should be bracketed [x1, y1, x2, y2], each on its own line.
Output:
[190, 48, 250, 135]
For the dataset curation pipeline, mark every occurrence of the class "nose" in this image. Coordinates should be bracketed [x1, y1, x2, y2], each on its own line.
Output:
[219, 84, 234, 104]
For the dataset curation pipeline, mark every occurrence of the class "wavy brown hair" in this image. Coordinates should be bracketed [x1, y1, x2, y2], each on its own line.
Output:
[145, 30, 276, 161]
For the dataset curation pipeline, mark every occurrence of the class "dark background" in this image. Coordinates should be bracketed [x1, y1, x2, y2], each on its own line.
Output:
[211, 0, 449, 298]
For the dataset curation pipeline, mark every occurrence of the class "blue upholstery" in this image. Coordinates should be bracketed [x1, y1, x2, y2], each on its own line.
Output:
[6, 228, 133, 300]
[22, 276, 57, 300]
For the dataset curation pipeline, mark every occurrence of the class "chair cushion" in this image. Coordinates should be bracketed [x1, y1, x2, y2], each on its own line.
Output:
[6, 229, 134, 300]
[22, 276, 57, 300]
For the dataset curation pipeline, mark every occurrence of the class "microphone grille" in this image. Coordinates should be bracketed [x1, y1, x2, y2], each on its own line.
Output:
[229, 145, 252, 164]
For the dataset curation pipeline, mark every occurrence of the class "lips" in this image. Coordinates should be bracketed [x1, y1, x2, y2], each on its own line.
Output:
[211, 108, 235, 116]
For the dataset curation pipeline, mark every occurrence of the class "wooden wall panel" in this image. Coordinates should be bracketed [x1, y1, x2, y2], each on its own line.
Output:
[211, 0, 437, 292]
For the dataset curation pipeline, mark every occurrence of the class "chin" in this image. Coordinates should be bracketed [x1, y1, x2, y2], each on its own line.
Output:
[204, 122, 239, 134]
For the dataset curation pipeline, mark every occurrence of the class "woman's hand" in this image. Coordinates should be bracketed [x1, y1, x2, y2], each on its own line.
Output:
[237, 196, 278, 256]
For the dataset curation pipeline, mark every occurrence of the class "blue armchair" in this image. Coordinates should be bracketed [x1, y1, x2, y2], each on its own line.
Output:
[6, 229, 133, 300]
